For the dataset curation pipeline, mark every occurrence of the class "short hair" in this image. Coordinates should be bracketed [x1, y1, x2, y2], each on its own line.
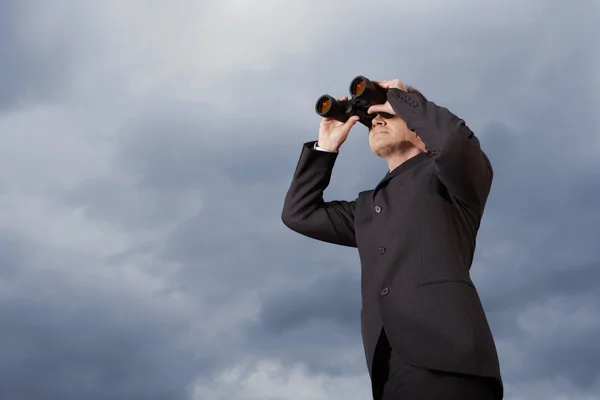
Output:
[406, 86, 427, 102]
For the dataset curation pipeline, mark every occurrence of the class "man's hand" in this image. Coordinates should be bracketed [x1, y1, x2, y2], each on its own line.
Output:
[317, 96, 360, 151]
[366, 79, 408, 116]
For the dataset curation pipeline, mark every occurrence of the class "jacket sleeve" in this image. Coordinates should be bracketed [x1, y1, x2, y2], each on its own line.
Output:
[387, 88, 493, 212]
[281, 141, 357, 247]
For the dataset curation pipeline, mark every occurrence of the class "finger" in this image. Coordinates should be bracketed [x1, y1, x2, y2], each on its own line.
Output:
[371, 80, 389, 89]
[321, 117, 340, 125]
[367, 105, 386, 114]
[387, 79, 406, 90]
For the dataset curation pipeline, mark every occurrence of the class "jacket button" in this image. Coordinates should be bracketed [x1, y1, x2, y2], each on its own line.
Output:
[374, 205, 381, 213]
[378, 247, 386, 254]
[381, 288, 389, 296]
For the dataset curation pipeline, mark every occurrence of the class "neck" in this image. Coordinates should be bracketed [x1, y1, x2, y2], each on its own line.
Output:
[385, 145, 426, 172]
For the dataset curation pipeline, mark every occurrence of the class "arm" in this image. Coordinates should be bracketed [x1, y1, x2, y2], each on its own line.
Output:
[281, 141, 357, 247]
[387, 88, 493, 211]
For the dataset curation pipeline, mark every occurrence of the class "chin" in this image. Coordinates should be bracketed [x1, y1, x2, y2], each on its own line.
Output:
[371, 146, 389, 158]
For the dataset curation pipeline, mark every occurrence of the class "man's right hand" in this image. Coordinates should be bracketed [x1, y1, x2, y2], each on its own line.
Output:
[317, 96, 360, 151]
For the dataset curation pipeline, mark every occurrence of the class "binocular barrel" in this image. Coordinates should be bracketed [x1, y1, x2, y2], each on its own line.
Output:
[315, 76, 387, 123]
[315, 95, 351, 121]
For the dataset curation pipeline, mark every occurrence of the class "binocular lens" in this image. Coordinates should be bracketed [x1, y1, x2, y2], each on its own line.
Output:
[316, 97, 332, 114]
[350, 78, 366, 96]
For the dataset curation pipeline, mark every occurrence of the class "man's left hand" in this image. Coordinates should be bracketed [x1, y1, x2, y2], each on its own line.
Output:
[367, 79, 408, 115]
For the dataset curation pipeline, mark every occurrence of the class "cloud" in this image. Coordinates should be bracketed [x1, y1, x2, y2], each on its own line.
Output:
[0, 1, 75, 112]
[0, 0, 598, 399]
[189, 359, 372, 400]
[0, 228, 204, 400]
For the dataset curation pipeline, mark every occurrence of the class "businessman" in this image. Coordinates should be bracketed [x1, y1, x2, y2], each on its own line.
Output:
[281, 79, 503, 399]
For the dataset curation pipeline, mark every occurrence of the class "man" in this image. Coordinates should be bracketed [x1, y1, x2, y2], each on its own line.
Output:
[281, 78, 503, 399]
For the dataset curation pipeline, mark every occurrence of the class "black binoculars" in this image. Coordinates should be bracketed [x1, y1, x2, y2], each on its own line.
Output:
[315, 76, 387, 127]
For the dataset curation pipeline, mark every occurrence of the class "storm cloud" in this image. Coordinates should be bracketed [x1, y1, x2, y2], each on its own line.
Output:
[0, 0, 598, 399]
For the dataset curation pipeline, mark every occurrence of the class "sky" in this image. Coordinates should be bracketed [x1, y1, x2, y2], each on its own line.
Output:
[0, 0, 598, 399]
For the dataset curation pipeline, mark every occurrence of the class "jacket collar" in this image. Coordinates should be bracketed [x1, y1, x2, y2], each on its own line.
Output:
[374, 152, 430, 195]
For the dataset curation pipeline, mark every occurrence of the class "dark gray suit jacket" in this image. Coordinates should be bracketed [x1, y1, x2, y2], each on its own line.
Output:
[282, 88, 503, 398]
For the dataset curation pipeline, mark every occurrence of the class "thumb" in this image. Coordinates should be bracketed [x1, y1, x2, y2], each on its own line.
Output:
[344, 115, 360, 128]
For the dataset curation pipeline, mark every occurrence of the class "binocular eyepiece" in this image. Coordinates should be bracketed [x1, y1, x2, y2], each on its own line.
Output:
[315, 76, 387, 127]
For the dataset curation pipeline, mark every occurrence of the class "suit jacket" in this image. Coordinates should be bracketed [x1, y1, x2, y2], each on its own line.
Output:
[281, 88, 503, 398]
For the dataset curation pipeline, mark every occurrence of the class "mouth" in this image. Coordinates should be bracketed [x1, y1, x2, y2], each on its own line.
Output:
[370, 129, 388, 136]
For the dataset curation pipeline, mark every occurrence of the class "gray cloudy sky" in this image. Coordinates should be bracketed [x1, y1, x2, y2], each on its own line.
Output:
[1, 0, 599, 399]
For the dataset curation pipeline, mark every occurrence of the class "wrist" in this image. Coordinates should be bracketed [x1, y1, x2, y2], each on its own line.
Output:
[316, 141, 339, 152]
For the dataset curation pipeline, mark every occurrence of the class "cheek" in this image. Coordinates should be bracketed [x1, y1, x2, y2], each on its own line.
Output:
[392, 123, 411, 138]
[391, 120, 408, 131]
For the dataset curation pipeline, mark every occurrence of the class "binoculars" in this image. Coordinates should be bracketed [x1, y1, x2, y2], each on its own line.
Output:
[315, 76, 387, 127]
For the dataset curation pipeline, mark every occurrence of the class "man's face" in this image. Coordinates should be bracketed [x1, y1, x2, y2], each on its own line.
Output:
[368, 113, 414, 157]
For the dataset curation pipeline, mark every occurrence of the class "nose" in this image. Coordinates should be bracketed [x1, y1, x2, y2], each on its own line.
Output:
[371, 114, 386, 129]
